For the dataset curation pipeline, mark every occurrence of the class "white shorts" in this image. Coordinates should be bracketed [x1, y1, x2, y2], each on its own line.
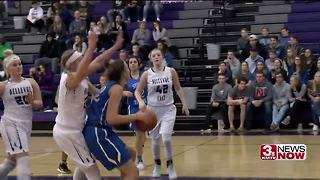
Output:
[53, 124, 96, 169]
[147, 104, 176, 139]
[0, 117, 32, 155]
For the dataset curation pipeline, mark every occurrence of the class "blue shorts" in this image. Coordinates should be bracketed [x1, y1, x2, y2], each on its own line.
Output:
[83, 126, 131, 171]
[128, 106, 141, 131]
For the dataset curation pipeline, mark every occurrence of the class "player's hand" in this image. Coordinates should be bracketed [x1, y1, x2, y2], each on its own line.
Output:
[114, 31, 124, 49]
[25, 92, 34, 105]
[139, 102, 146, 112]
[135, 110, 148, 122]
[182, 104, 190, 116]
[88, 31, 97, 49]
[123, 91, 133, 97]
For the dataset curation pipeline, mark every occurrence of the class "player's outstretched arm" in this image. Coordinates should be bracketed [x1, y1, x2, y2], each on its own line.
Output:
[66, 32, 97, 90]
[88, 32, 124, 75]
[171, 68, 190, 116]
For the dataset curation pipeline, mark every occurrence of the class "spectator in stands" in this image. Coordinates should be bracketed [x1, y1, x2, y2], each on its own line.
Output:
[111, 14, 129, 44]
[286, 36, 304, 56]
[58, 0, 74, 30]
[117, 49, 127, 62]
[236, 61, 251, 86]
[270, 72, 291, 130]
[243, 34, 268, 60]
[249, 61, 270, 82]
[73, 34, 87, 54]
[48, 15, 67, 50]
[307, 71, 320, 131]
[227, 77, 249, 131]
[34, 33, 61, 74]
[288, 56, 309, 84]
[75, 0, 93, 31]
[89, 21, 100, 34]
[35, 64, 55, 110]
[156, 40, 173, 67]
[143, 0, 161, 21]
[310, 58, 320, 79]
[46, 1, 61, 31]
[270, 59, 288, 84]
[268, 36, 285, 60]
[265, 50, 283, 72]
[107, 0, 127, 24]
[284, 48, 295, 68]
[25, 0, 45, 34]
[281, 74, 308, 128]
[97, 16, 113, 51]
[279, 27, 290, 47]
[245, 47, 264, 74]
[246, 72, 273, 130]
[131, 21, 152, 60]
[259, 27, 271, 46]
[153, 20, 179, 58]
[237, 28, 249, 61]
[69, 10, 87, 37]
[205, 73, 232, 131]
[224, 50, 240, 81]
[130, 43, 145, 68]
[302, 49, 317, 79]
[0, 0, 7, 24]
[153, 20, 169, 45]
[29, 67, 39, 82]
[125, 0, 142, 22]
[0, 34, 12, 63]
[217, 62, 233, 85]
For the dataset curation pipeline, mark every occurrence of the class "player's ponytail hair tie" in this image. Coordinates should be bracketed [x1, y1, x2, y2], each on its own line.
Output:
[65, 51, 82, 68]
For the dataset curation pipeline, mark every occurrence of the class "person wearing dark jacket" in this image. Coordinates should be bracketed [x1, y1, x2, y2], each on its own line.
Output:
[34, 33, 61, 73]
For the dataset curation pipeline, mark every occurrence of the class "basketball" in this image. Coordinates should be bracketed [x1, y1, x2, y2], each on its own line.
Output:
[135, 109, 157, 132]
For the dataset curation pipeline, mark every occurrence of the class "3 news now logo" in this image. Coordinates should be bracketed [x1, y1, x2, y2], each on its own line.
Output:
[260, 144, 307, 160]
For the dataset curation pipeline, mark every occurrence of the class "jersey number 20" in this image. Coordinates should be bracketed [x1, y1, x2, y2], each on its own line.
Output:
[15, 96, 28, 105]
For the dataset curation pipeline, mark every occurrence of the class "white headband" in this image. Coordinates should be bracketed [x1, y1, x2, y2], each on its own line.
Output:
[3, 54, 21, 69]
[65, 51, 82, 68]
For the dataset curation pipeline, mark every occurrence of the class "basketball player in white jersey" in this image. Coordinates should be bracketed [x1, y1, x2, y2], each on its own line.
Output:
[135, 48, 190, 179]
[53, 32, 124, 180]
[0, 54, 43, 180]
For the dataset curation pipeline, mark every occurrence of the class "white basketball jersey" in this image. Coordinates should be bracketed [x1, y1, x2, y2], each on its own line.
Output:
[1, 78, 33, 122]
[55, 73, 89, 130]
[147, 66, 174, 106]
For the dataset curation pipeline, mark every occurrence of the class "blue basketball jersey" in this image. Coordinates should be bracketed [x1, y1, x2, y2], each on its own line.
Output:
[83, 80, 131, 170]
[85, 81, 117, 127]
[125, 72, 146, 114]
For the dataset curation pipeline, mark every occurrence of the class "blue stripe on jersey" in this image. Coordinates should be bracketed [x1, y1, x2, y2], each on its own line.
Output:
[86, 81, 117, 127]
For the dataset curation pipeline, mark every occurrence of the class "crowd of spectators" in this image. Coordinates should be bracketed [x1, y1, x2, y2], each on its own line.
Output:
[207, 26, 320, 132]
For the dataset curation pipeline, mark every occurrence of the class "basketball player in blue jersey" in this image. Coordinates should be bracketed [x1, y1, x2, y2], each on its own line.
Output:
[0, 54, 43, 180]
[123, 56, 147, 170]
[83, 59, 150, 180]
[53, 32, 124, 180]
[135, 48, 190, 179]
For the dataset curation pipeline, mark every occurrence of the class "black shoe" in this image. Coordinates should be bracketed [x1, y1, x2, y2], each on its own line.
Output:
[57, 162, 71, 174]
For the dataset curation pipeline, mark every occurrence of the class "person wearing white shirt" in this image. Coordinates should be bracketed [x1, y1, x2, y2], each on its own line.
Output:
[25, 1, 44, 34]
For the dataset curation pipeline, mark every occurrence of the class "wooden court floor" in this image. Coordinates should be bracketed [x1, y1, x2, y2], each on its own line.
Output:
[1, 131, 320, 179]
